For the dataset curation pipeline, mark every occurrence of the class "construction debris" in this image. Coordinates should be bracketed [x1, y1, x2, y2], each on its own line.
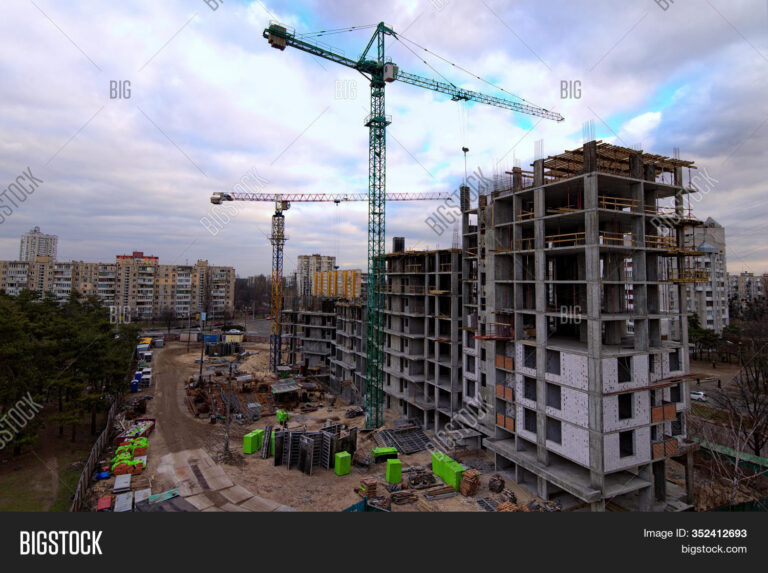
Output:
[407, 469, 437, 490]
[423, 484, 457, 501]
[459, 469, 481, 497]
[391, 490, 417, 505]
[488, 474, 505, 493]
[476, 498, 499, 512]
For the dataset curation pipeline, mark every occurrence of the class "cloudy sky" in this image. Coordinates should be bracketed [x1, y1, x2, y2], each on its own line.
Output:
[0, 0, 766, 276]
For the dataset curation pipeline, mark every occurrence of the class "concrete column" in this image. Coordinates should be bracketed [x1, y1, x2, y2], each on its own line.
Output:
[584, 174, 604, 491]
[533, 186, 548, 465]
[653, 459, 667, 501]
[583, 141, 598, 173]
[537, 476, 550, 500]
[590, 499, 606, 512]
[638, 464, 653, 511]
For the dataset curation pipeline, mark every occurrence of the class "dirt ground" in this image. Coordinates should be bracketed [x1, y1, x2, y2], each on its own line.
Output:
[135, 342, 538, 512]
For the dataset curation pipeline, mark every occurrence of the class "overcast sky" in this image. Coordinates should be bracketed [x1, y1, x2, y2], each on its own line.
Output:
[1, 0, 766, 276]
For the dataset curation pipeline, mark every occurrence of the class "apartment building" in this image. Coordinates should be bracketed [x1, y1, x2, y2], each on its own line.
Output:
[312, 269, 362, 299]
[297, 254, 336, 298]
[19, 226, 58, 262]
[728, 271, 767, 309]
[463, 140, 698, 511]
[383, 245, 463, 431]
[329, 300, 367, 404]
[683, 218, 728, 332]
[282, 298, 337, 370]
[0, 251, 235, 321]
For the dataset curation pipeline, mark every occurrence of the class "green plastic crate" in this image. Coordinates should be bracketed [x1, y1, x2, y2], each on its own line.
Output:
[243, 429, 265, 454]
[432, 451, 450, 479]
[372, 446, 398, 457]
[270, 430, 275, 456]
[444, 460, 466, 491]
[334, 451, 351, 476]
[386, 458, 402, 484]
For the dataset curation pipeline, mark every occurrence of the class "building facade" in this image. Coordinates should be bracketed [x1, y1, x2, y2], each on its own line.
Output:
[312, 269, 362, 299]
[19, 226, 58, 262]
[463, 141, 697, 511]
[683, 217, 728, 332]
[297, 254, 336, 298]
[0, 251, 235, 321]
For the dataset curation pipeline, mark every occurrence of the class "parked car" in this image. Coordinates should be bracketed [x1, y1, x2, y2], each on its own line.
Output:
[690, 391, 707, 402]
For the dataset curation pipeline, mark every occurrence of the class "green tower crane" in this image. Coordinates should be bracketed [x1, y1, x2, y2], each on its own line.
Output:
[264, 21, 563, 428]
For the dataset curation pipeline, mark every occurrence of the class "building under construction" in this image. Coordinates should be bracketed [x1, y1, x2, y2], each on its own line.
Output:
[280, 140, 705, 511]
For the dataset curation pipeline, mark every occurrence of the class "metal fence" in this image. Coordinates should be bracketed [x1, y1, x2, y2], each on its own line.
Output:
[68, 393, 123, 512]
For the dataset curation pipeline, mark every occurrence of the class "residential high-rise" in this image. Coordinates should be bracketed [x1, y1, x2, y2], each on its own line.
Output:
[312, 269, 362, 299]
[19, 226, 58, 262]
[463, 140, 698, 511]
[728, 271, 767, 310]
[296, 254, 335, 297]
[0, 251, 235, 322]
[683, 217, 728, 332]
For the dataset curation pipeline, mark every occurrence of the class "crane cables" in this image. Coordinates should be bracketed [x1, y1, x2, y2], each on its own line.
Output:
[396, 32, 546, 110]
[297, 24, 378, 39]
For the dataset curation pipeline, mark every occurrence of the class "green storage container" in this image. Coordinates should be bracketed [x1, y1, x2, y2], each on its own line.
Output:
[386, 458, 402, 484]
[444, 460, 466, 491]
[432, 451, 450, 478]
[243, 429, 265, 454]
[371, 447, 398, 463]
[270, 430, 275, 456]
[335, 451, 351, 476]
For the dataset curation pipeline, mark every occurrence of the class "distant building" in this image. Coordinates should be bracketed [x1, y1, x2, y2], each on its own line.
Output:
[312, 269, 362, 299]
[684, 218, 729, 332]
[19, 226, 57, 262]
[0, 251, 235, 322]
[296, 254, 336, 297]
[728, 271, 767, 309]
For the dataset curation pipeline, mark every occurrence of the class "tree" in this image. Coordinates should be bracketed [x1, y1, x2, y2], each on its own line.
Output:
[158, 306, 176, 334]
[715, 340, 768, 458]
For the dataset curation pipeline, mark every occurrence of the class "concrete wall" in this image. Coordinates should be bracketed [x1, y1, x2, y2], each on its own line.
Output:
[603, 427, 651, 472]
[602, 391, 651, 432]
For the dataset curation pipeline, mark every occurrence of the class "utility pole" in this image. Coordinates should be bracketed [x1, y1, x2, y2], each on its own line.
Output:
[199, 315, 205, 378]
[225, 360, 233, 452]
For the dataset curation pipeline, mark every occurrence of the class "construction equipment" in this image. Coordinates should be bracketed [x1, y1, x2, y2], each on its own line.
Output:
[269, 199, 288, 372]
[211, 191, 452, 374]
[263, 21, 563, 427]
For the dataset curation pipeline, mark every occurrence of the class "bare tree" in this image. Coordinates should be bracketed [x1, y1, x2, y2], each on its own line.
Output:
[715, 340, 768, 458]
[690, 416, 768, 510]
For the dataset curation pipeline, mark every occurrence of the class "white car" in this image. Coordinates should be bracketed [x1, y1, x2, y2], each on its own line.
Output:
[690, 391, 707, 402]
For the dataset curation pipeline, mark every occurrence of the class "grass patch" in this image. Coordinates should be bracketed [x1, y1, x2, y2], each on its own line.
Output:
[50, 467, 81, 512]
[690, 402, 730, 423]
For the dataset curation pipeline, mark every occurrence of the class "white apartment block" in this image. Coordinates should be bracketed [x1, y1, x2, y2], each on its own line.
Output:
[19, 226, 58, 262]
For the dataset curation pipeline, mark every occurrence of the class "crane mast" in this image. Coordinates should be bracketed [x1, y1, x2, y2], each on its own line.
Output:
[263, 21, 563, 428]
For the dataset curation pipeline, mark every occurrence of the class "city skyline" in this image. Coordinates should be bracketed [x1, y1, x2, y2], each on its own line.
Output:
[0, 1, 765, 275]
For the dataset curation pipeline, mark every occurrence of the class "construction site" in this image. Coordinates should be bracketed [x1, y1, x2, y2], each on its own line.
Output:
[85, 21, 730, 514]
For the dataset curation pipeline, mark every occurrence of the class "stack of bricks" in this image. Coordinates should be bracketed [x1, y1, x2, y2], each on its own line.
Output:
[360, 477, 378, 498]
[459, 469, 481, 497]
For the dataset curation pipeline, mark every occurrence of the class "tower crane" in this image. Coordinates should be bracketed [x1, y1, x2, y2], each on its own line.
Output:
[211, 191, 453, 375]
[263, 21, 564, 428]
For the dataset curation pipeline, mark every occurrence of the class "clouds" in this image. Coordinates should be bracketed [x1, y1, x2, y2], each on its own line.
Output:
[0, 0, 766, 274]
